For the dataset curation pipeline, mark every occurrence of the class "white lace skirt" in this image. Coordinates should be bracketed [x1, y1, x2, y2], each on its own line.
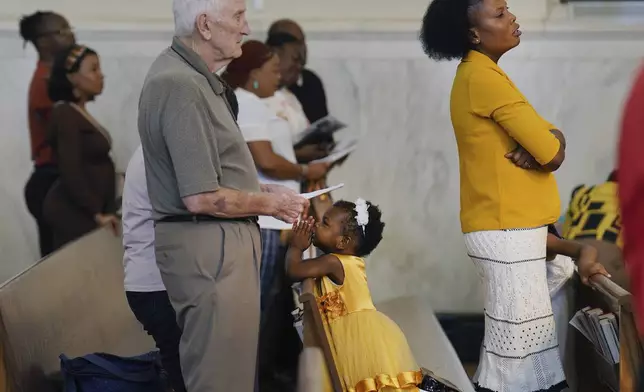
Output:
[464, 227, 567, 392]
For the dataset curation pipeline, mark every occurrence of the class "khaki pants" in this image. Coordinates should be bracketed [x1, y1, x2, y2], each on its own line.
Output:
[155, 220, 261, 392]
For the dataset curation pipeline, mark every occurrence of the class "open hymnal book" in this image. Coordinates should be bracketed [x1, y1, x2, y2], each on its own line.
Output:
[310, 138, 358, 165]
[293, 115, 346, 149]
[570, 307, 620, 364]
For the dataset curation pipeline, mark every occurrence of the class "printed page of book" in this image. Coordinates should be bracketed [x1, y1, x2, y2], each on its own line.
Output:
[310, 140, 358, 165]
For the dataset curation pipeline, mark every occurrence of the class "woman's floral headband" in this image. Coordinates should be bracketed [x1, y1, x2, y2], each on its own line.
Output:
[65, 45, 88, 72]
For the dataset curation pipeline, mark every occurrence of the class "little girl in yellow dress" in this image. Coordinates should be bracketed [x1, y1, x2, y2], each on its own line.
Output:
[286, 199, 423, 392]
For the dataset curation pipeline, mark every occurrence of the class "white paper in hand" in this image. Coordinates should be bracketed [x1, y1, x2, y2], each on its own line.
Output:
[310, 140, 358, 165]
[301, 183, 344, 199]
[260, 184, 345, 230]
[334, 137, 358, 151]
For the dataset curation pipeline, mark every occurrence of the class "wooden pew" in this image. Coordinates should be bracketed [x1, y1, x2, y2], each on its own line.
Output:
[594, 274, 642, 392]
[299, 278, 343, 392]
[377, 296, 476, 392]
[574, 273, 643, 392]
[0, 228, 154, 392]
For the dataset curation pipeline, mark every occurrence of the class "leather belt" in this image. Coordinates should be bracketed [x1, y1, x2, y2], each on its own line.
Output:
[158, 214, 258, 224]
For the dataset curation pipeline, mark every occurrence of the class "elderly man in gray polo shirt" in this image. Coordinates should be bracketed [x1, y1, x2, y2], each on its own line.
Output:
[137, 1, 309, 391]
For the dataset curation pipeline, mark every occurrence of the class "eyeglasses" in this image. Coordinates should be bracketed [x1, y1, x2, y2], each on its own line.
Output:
[36, 27, 74, 39]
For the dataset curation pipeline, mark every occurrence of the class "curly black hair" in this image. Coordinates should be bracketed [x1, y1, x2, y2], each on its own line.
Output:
[420, 0, 483, 61]
[334, 200, 385, 257]
[19, 11, 55, 46]
[48, 45, 97, 103]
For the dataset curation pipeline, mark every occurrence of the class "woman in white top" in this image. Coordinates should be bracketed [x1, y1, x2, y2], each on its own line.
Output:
[222, 39, 329, 392]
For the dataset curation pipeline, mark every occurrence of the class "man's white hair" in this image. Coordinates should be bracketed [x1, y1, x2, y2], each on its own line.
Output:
[173, 0, 223, 37]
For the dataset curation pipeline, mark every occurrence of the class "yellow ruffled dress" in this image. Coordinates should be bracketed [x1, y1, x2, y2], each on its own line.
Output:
[315, 254, 422, 392]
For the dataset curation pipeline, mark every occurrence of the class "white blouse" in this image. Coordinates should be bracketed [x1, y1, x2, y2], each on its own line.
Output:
[262, 88, 310, 140]
[235, 88, 300, 230]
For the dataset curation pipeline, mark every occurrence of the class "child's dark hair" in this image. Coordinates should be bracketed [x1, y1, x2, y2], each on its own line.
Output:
[334, 200, 385, 257]
[19, 11, 55, 46]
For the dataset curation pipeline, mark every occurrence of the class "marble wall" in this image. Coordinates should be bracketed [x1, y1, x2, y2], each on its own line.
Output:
[1, 28, 642, 311]
[0, 0, 550, 32]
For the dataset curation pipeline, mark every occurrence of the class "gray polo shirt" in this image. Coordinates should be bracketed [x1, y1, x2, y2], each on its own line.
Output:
[138, 37, 261, 220]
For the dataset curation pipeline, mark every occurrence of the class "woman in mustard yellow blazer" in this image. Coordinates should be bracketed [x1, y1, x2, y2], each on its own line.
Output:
[420, 1, 567, 392]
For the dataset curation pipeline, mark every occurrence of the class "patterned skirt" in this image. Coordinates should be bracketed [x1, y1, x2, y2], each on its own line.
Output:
[464, 227, 567, 392]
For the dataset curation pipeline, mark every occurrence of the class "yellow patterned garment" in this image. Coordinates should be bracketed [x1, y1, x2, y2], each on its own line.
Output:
[315, 254, 422, 392]
[562, 181, 622, 247]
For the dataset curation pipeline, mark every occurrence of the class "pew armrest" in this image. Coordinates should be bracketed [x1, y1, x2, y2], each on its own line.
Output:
[589, 274, 631, 313]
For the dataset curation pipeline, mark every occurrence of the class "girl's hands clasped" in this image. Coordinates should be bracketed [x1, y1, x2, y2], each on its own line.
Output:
[290, 217, 316, 251]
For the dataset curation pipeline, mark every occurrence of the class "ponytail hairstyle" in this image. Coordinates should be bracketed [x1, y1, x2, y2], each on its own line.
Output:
[19, 11, 55, 48]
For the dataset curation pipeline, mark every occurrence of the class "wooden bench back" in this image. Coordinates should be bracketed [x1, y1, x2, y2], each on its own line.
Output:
[0, 228, 154, 392]
[299, 278, 343, 392]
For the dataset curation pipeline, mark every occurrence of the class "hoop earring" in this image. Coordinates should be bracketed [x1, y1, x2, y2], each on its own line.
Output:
[253, 80, 259, 90]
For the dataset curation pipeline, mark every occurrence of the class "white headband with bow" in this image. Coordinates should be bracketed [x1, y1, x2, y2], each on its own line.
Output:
[354, 198, 369, 234]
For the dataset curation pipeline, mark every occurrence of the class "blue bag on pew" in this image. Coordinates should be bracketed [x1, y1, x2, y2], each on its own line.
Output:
[60, 351, 164, 392]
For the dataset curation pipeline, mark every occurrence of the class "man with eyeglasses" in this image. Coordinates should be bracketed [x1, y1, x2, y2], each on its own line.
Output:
[20, 11, 75, 258]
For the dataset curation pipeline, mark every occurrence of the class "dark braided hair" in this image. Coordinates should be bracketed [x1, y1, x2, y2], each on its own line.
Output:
[19, 11, 55, 47]
[334, 200, 385, 257]
[420, 0, 483, 61]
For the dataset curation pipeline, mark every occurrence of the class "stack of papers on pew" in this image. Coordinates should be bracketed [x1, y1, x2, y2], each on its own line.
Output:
[570, 306, 620, 364]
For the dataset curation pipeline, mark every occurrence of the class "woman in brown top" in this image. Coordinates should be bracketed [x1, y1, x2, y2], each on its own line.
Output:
[43, 44, 118, 251]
